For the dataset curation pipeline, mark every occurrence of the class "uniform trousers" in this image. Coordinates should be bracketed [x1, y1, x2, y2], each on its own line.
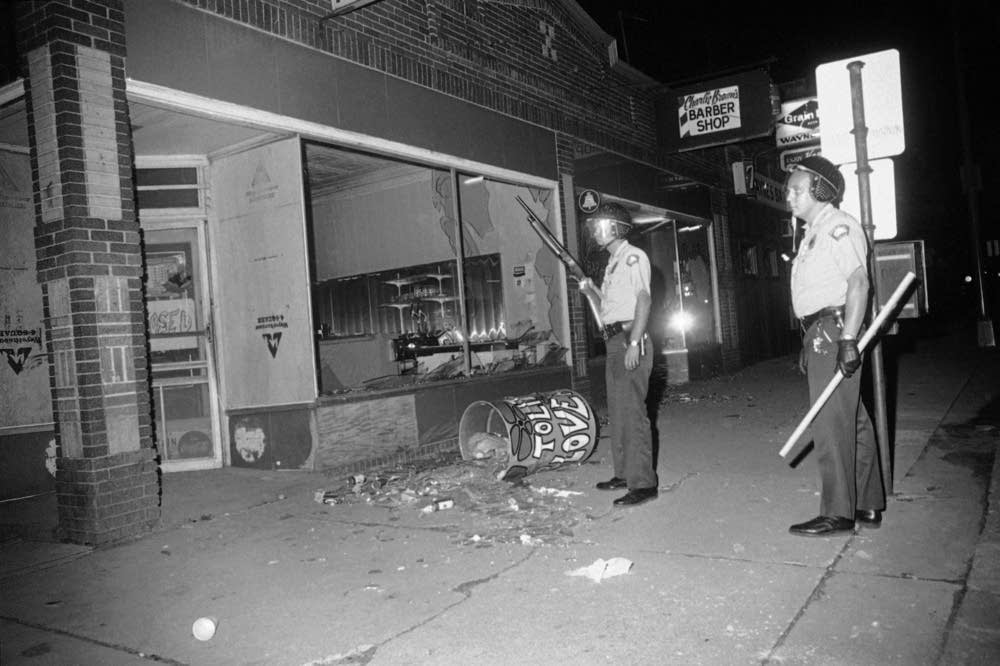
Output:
[805, 317, 885, 518]
[605, 331, 657, 490]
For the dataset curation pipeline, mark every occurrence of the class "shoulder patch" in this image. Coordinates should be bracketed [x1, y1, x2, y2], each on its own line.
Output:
[626, 254, 640, 266]
[830, 224, 850, 240]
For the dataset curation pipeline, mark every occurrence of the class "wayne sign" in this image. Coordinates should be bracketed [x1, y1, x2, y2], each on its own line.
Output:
[776, 98, 820, 148]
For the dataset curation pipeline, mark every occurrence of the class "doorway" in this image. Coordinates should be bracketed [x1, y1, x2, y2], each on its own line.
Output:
[144, 223, 222, 471]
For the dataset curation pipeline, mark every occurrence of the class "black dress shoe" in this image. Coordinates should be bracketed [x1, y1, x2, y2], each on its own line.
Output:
[789, 515, 855, 536]
[596, 477, 627, 491]
[613, 487, 658, 506]
[855, 509, 883, 526]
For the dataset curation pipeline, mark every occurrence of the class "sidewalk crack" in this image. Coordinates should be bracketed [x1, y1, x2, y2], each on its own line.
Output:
[760, 539, 852, 664]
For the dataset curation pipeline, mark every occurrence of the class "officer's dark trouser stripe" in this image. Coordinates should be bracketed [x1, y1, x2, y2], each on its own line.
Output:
[606, 333, 657, 490]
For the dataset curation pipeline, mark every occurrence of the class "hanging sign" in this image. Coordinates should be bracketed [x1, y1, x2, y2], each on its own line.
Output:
[775, 97, 820, 148]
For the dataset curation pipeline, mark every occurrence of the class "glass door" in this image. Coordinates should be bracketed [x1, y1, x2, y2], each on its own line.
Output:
[145, 224, 221, 470]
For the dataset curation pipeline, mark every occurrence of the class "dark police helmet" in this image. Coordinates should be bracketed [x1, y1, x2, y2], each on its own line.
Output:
[793, 155, 845, 204]
[586, 201, 633, 238]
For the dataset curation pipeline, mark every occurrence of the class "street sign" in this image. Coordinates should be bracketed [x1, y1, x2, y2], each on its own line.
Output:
[775, 98, 820, 148]
[838, 158, 897, 240]
[779, 145, 822, 171]
[816, 49, 904, 165]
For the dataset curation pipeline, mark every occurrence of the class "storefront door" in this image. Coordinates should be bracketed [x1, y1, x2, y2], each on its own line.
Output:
[145, 223, 222, 471]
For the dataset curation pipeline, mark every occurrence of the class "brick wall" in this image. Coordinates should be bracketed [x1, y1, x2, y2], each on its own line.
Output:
[17, 0, 159, 545]
[179, 0, 662, 169]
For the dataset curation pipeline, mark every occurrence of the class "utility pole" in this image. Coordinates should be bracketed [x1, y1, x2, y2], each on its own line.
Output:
[952, 3, 995, 346]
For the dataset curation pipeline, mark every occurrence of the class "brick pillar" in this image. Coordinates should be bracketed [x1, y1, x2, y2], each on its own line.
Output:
[16, 0, 159, 545]
[554, 133, 592, 399]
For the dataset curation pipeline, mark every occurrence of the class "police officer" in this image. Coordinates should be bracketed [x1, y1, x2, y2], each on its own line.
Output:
[578, 202, 658, 506]
[786, 156, 885, 536]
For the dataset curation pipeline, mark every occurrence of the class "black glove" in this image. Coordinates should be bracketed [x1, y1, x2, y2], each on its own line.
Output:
[836, 338, 861, 377]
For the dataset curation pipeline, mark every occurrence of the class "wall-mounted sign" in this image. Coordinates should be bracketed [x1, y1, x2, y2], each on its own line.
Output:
[656, 69, 775, 153]
[577, 189, 600, 214]
[776, 98, 820, 148]
[730, 161, 787, 212]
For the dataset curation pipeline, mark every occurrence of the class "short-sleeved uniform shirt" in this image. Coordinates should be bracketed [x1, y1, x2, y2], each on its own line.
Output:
[790, 204, 869, 318]
[600, 240, 651, 324]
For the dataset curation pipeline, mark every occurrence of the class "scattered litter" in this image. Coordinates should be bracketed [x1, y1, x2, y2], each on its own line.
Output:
[421, 497, 455, 513]
[532, 486, 583, 498]
[465, 432, 508, 460]
[520, 534, 540, 546]
[308, 450, 589, 547]
[854, 549, 872, 560]
[566, 557, 633, 583]
[315, 490, 345, 505]
[267, 560, 279, 565]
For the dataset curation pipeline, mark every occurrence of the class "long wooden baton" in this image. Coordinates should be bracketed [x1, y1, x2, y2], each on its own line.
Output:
[779, 271, 917, 458]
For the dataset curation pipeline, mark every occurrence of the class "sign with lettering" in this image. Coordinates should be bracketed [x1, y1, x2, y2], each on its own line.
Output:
[657, 69, 775, 153]
[148, 298, 198, 351]
[776, 98, 820, 148]
[779, 145, 823, 171]
[679, 85, 742, 137]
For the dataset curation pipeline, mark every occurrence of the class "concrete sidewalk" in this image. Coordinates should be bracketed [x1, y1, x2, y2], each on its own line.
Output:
[1, 329, 997, 665]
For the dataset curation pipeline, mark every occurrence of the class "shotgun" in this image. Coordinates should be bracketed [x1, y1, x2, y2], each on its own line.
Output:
[514, 195, 608, 339]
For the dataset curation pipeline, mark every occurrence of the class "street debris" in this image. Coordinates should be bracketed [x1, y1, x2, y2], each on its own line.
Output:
[312, 450, 592, 547]
[566, 557, 633, 583]
[192, 616, 218, 641]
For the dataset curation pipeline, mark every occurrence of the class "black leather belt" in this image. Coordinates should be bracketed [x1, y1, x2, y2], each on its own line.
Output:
[605, 320, 632, 337]
[801, 306, 844, 331]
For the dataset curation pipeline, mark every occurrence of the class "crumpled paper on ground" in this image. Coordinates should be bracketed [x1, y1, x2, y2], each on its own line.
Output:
[565, 557, 633, 583]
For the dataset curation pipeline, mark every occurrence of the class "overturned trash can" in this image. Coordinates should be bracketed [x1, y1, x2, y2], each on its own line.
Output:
[459, 389, 599, 481]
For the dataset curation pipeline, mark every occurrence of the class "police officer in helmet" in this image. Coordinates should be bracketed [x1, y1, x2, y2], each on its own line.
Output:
[786, 155, 885, 536]
[578, 201, 659, 506]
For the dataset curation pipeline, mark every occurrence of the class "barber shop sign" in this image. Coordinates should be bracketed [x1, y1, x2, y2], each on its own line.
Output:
[679, 85, 742, 137]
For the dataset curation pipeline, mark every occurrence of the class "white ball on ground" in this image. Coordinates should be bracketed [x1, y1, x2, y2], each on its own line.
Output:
[192, 617, 217, 641]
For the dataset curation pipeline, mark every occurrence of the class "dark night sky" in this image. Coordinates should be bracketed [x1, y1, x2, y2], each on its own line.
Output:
[575, 0, 999, 309]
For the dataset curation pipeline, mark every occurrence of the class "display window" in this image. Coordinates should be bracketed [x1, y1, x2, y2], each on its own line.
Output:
[307, 144, 569, 392]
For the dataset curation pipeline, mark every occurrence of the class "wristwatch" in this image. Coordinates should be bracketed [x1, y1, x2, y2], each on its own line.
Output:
[629, 340, 639, 347]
